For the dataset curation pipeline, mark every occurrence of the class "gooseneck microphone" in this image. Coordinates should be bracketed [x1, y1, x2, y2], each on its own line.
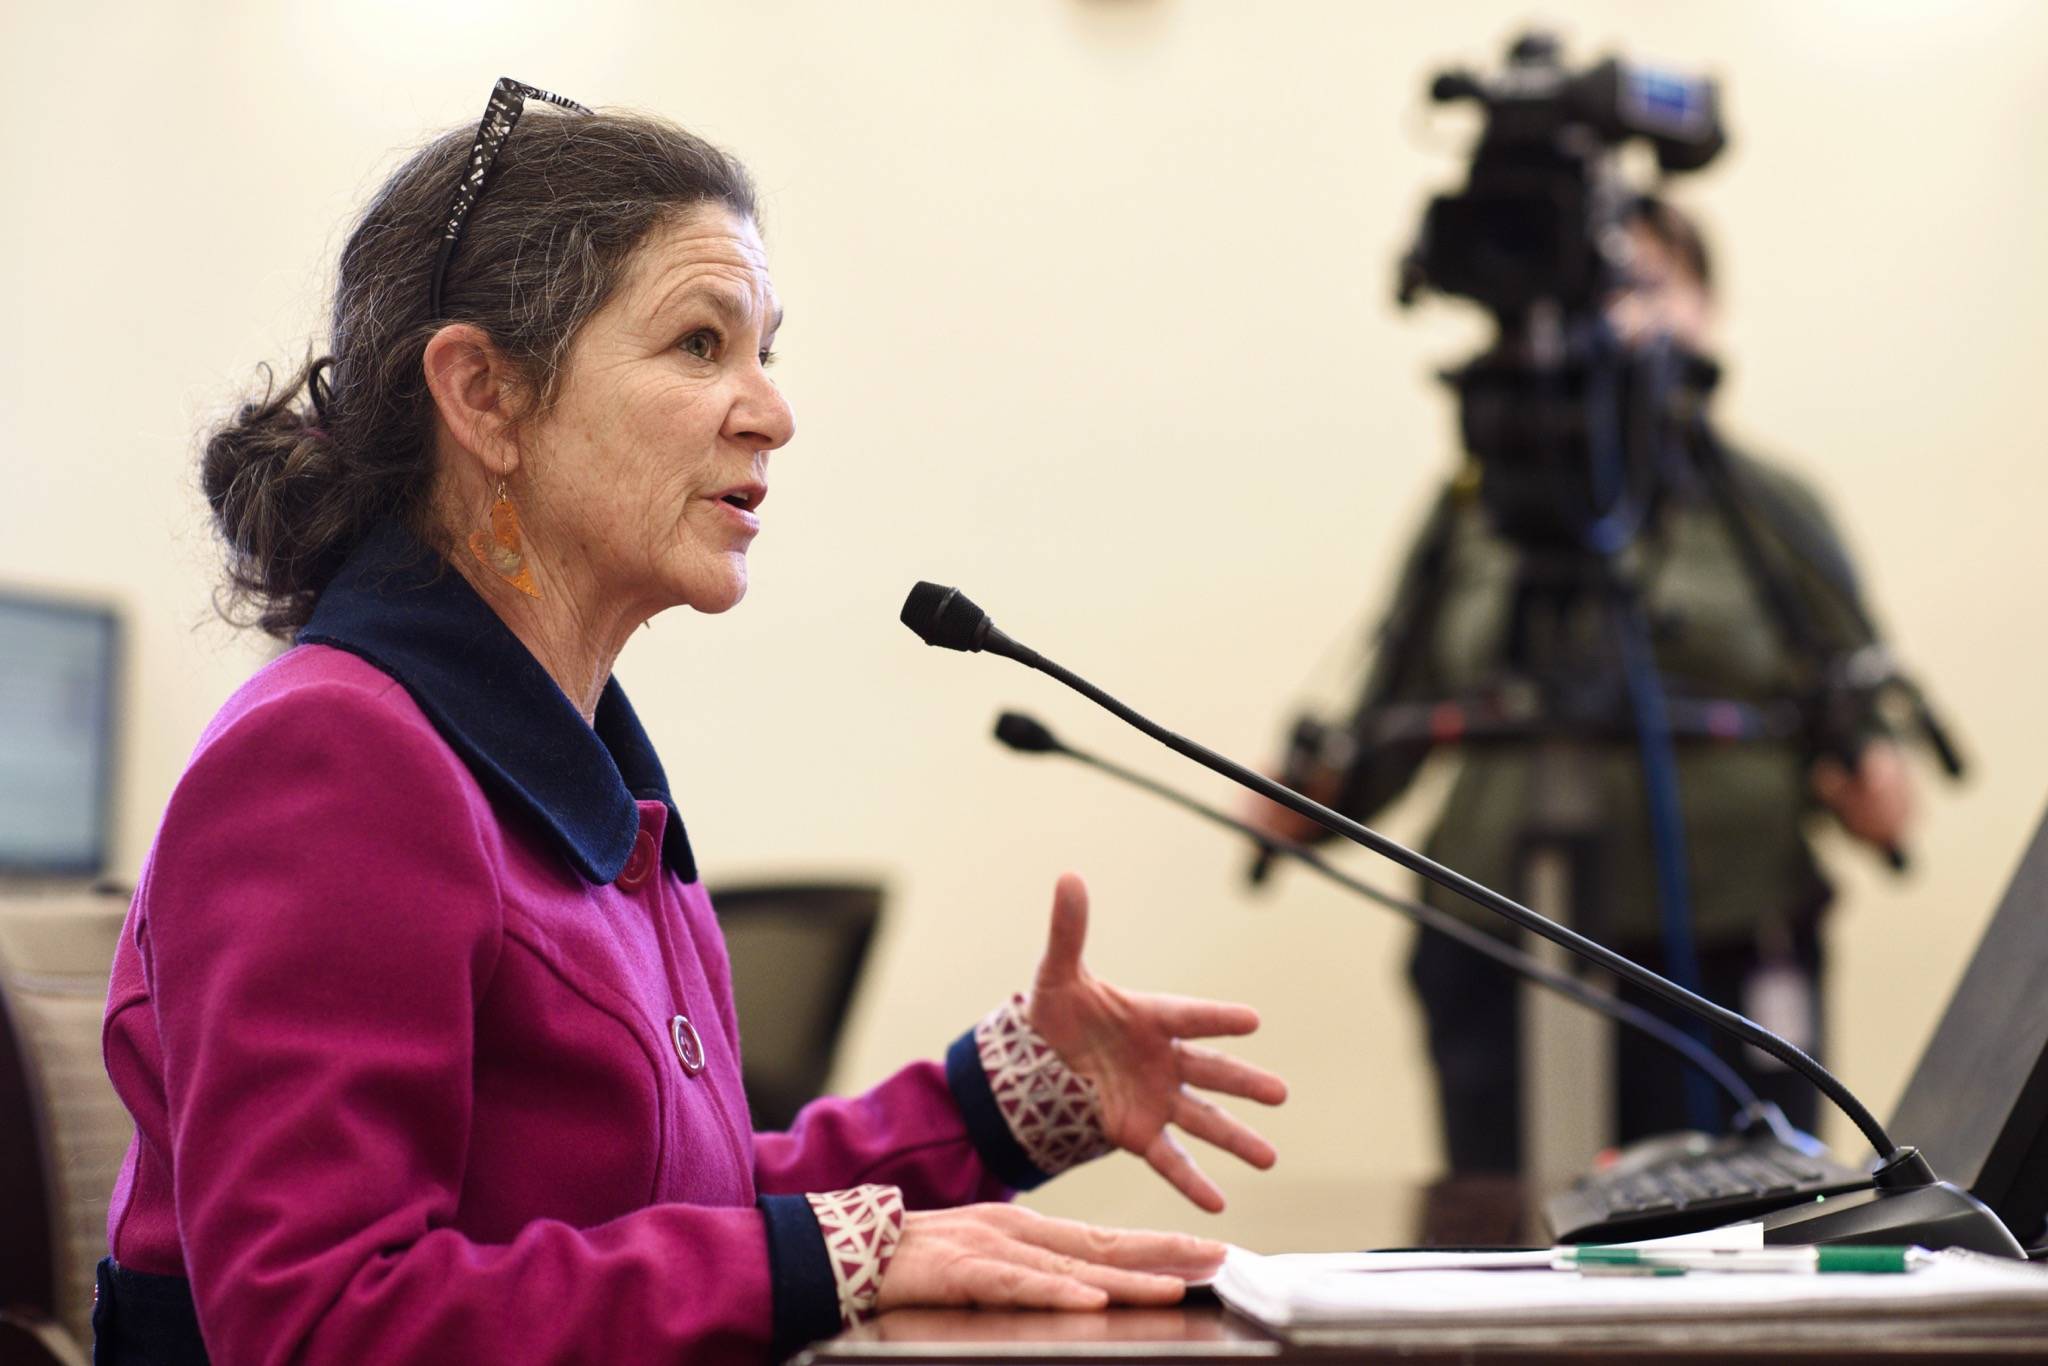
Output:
[991, 708, 1805, 1139]
[899, 583, 1019, 657]
[903, 582, 1884, 1147]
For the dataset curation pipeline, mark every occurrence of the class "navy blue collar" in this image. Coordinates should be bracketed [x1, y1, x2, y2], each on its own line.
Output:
[299, 519, 697, 885]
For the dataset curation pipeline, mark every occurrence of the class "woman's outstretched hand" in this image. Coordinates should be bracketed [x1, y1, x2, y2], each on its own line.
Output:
[876, 1205, 1224, 1312]
[1025, 872, 1288, 1212]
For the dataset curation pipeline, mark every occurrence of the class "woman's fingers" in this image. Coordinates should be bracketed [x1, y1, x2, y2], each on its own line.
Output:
[1038, 873, 1091, 983]
[1145, 1129, 1227, 1213]
[880, 1206, 1225, 1314]
[992, 1239, 1190, 1304]
[1171, 1088, 1278, 1170]
[1138, 993, 1261, 1039]
[993, 1207, 1226, 1278]
[1175, 1041, 1289, 1106]
[952, 1256, 1111, 1310]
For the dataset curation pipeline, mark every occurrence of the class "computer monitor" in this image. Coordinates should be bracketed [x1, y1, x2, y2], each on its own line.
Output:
[1887, 801, 2048, 1249]
[0, 593, 119, 877]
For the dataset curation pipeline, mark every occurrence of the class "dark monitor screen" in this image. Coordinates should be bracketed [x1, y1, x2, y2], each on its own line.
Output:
[0, 593, 119, 876]
[1887, 802, 2048, 1247]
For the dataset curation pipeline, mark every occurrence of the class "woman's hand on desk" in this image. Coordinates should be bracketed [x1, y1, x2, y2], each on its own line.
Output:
[876, 1204, 1224, 1312]
[1027, 872, 1289, 1213]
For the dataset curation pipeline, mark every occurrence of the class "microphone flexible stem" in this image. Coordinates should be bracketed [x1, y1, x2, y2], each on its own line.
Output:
[1056, 743, 1764, 1114]
[991, 631, 1903, 1162]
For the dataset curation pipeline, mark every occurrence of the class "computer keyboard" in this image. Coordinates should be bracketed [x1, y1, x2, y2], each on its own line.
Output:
[1546, 1131, 1875, 1244]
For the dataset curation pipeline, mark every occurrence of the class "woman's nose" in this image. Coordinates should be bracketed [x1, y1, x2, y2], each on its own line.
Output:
[731, 368, 796, 452]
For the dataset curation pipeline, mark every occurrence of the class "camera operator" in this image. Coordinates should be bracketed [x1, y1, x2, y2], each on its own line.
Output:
[1253, 195, 1914, 1174]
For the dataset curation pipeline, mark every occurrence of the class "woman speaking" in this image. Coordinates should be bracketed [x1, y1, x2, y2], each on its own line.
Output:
[94, 81, 1286, 1364]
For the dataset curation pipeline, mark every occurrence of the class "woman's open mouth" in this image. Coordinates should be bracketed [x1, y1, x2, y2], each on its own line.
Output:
[714, 482, 766, 531]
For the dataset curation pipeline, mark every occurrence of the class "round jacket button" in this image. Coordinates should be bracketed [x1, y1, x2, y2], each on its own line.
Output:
[616, 830, 656, 891]
[671, 1014, 706, 1076]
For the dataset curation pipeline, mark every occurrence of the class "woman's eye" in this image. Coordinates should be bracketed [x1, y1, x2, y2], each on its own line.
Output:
[680, 329, 720, 360]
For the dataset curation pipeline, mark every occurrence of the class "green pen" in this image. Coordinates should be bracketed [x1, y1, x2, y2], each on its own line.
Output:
[1555, 1245, 1930, 1275]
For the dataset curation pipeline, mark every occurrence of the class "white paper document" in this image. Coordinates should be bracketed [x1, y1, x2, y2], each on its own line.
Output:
[1222, 1221, 1762, 1277]
[1212, 1236, 2048, 1331]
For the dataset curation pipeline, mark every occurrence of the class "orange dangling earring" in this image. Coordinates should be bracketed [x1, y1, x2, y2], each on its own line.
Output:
[469, 480, 540, 598]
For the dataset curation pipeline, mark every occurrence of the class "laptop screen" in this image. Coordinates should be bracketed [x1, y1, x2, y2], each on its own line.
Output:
[0, 593, 119, 876]
[1886, 802, 2048, 1246]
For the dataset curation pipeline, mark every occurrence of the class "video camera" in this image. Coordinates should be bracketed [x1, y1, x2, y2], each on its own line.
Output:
[1399, 31, 1725, 320]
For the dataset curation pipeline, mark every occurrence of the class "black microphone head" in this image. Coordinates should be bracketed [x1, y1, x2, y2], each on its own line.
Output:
[994, 711, 1062, 754]
[900, 581, 991, 652]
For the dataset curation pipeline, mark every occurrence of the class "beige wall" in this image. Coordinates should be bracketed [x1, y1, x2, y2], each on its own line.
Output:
[4, 1, 2045, 1248]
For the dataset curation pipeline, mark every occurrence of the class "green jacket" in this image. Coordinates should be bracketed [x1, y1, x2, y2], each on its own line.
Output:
[1341, 453, 1877, 948]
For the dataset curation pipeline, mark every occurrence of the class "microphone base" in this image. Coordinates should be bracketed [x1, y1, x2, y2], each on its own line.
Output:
[1758, 1180, 2025, 1257]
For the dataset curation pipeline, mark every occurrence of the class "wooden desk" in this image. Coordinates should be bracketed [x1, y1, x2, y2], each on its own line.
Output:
[795, 1177, 2048, 1364]
[801, 1297, 2048, 1363]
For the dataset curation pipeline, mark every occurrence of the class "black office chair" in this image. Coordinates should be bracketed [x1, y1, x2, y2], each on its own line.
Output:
[0, 887, 134, 1366]
[712, 881, 884, 1132]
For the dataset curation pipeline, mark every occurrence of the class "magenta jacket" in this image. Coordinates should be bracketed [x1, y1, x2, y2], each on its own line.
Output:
[99, 521, 1095, 1364]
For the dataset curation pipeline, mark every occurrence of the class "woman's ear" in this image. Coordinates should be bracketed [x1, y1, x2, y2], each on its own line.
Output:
[422, 324, 524, 478]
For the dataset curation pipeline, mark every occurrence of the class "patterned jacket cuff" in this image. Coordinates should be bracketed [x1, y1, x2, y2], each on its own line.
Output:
[944, 993, 1112, 1190]
[806, 1184, 907, 1330]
